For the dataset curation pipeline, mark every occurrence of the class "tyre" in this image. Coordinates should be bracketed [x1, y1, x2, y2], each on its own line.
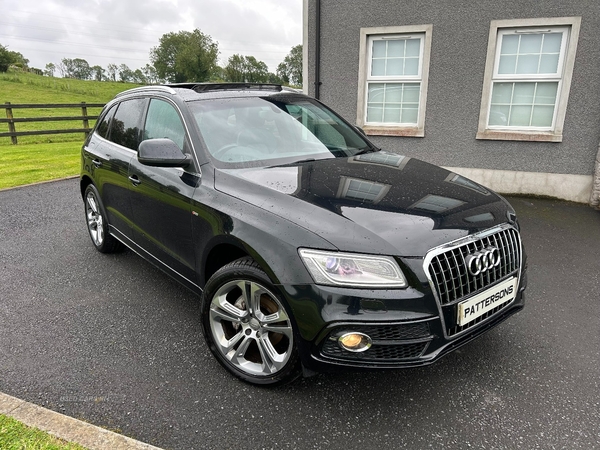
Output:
[83, 184, 123, 254]
[201, 257, 301, 386]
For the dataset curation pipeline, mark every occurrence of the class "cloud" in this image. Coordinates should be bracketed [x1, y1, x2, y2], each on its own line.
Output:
[1, 0, 301, 72]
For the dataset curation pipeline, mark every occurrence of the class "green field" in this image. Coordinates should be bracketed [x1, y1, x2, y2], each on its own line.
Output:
[0, 71, 141, 188]
[0, 70, 141, 145]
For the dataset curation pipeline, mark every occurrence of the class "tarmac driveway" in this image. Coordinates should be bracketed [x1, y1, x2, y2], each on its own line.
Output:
[1, 178, 599, 449]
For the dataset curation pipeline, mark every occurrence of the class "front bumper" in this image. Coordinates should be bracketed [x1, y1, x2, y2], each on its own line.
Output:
[279, 269, 526, 373]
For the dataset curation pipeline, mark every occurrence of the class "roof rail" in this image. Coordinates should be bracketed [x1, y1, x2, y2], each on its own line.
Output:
[166, 83, 283, 93]
[115, 85, 177, 98]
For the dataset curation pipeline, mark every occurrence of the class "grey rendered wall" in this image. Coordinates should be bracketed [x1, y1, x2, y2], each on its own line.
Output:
[306, 0, 600, 176]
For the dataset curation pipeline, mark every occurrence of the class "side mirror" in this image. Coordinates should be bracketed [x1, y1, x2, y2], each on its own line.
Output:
[138, 138, 192, 168]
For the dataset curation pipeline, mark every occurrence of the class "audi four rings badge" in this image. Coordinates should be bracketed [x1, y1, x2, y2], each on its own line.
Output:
[466, 247, 501, 275]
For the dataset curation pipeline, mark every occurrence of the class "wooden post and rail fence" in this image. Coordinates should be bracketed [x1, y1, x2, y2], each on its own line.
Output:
[0, 102, 105, 144]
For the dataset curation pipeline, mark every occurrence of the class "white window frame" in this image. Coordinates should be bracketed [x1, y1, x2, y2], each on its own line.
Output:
[357, 25, 433, 138]
[477, 17, 581, 142]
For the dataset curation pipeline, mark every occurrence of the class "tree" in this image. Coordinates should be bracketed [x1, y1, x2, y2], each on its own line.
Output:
[276, 44, 302, 86]
[150, 29, 219, 83]
[224, 54, 269, 83]
[0, 44, 13, 72]
[132, 69, 147, 84]
[118, 64, 133, 82]
[8, 50, 28, 70]
[72, 58, 91, 80]
[44, 63, 56, 77]
[107, 64, 118, 82]
[58, 58, 75, 78]
[142, 64, 159, 84]
[90, 65, 105, 81]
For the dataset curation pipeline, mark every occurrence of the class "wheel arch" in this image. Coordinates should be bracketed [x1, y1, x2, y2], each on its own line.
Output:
[80, 175, 94, 200]
[200, 233, 303, 289]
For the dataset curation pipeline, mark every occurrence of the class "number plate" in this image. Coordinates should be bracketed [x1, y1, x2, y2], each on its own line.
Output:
[457, 277, 518, 326]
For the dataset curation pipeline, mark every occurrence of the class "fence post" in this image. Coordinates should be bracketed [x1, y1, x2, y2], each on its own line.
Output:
[5, 102, 18, 145]
[81, 102, 90, 138]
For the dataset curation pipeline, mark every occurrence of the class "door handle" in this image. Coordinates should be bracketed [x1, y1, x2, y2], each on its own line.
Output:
[128, 175, 141, 186]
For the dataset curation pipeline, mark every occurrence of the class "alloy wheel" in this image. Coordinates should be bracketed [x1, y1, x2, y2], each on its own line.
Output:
[209, 279, 294, 377]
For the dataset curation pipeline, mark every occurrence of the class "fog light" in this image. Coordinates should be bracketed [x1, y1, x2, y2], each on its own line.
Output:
[338, 332, 372, 352]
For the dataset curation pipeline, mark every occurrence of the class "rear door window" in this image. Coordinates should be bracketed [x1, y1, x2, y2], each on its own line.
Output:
[96, 104, 117, 139]
[109, 98, 145, 151]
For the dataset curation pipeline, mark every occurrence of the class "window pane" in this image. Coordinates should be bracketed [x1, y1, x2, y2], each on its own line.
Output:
[385, 85, 403, 103]
[404, 57, 419, 75]
[371, 59, 385, 76]
[509, 105, 532, 126]
[387, 40, 405, 57]
[405, 39, 421, 57]
[513, 83, 535, 104]
[110, 99, 145, 150]
[491, 83, 513, 103]
[498, 55, 517, 74]
[368, 83, 385, 102]
[531, 105, 554, 127]
[489, 105, 510, 126]
[539, 54, 559, 73]
[403, 85, 420, 103]
[144, 99, 185, 150]
[401, 106, 418, 123]
[383, 106, 401, 123]
[372, 40, 386, 58]
[96, 105, 116, 139]
[386, 58, 403, 76]
[501, 34, 519, 54]
[542, 33, 562, 53]
[519, 34, 542, 53]
[534, 82, 558, 105]
[367, 106, 383, 123]
[516, 54, 540, 74]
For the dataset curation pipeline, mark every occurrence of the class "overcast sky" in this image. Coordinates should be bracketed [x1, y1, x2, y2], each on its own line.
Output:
[0, 0, 303, 74]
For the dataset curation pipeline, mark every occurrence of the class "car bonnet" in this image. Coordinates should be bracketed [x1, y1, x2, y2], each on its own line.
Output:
[214, 152, 514, 257]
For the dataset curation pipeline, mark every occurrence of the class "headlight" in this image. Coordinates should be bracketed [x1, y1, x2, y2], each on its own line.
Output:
[298, 249, 407, 288]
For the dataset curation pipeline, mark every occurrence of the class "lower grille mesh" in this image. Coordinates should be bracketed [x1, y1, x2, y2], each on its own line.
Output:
[322, 340, 428, 361]
[320, 323, 431, 362]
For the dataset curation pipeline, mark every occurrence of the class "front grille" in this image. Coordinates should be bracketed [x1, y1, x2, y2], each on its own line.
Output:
[425, 225, 522, 336]
[427, 227, 521, 306]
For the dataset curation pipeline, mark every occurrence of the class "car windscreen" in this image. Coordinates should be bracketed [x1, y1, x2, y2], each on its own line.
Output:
[188, 95, 375, 167]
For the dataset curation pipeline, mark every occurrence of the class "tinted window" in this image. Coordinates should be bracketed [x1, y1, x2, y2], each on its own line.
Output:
[109, 99, 145, 150]
[143, 99, 186, 151]
[96, 104, 116, 139]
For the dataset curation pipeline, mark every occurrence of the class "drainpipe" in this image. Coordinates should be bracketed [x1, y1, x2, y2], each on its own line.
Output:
[314, 0, 322, 99]
[590, 142, 600, 209]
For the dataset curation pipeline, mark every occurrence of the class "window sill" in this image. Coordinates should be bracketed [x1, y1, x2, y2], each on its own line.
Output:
[476, 129, 563, 143]
[363, 126, 424, 138]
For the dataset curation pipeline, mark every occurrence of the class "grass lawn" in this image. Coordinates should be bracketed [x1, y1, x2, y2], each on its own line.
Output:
[0, 414, 87, 450]
[0, 142, 80, 190]
[0, 70, 140, 146]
